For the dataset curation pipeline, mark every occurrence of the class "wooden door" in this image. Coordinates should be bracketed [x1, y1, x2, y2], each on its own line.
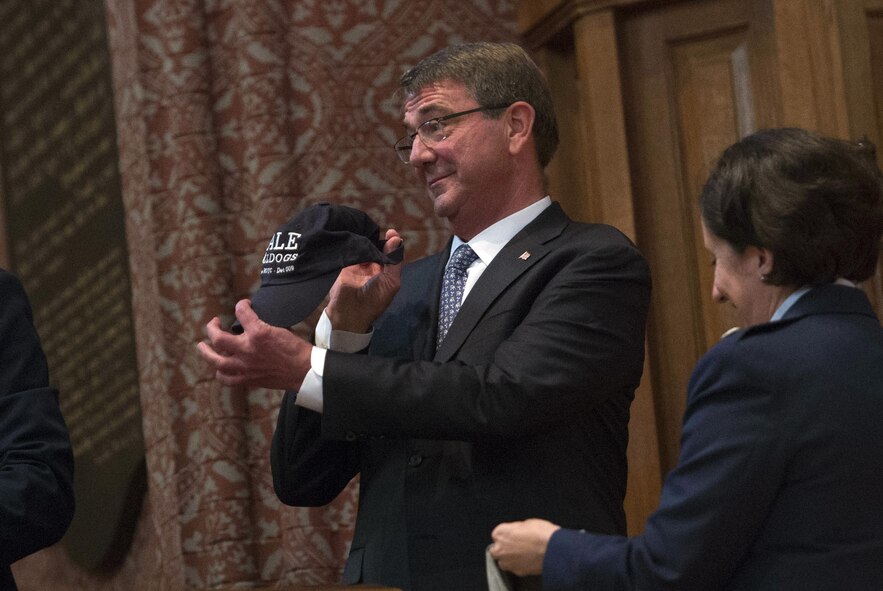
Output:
[521, 0, 883, 531]
[833, 0, 883, 307]
[617, 0, 782, 473]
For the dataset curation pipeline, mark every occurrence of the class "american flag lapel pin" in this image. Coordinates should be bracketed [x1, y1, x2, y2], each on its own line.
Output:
[518, 251, 531, 260]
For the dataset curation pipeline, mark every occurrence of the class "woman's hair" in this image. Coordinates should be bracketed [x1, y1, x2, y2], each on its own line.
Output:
[699, 127, 883, 285]
[399, 42, 559, 169]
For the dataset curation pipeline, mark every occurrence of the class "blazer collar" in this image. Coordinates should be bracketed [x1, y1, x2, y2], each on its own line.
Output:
[433, 203, 569, 361]
[782, 282, 878, 322]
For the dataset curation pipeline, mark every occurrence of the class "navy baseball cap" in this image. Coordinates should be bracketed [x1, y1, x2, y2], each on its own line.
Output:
[235, 202, 403, 332]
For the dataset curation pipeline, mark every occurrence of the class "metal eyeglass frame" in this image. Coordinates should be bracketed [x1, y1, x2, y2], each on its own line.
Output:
[393, 103, 514, 164]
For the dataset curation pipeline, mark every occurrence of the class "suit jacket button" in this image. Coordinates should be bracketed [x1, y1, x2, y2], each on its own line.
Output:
[407, 454, 423, 467]
[345, 431, 357, 442]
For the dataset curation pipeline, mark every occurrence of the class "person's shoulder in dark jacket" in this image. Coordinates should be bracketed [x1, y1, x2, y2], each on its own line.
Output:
[0, 268, 75, 590]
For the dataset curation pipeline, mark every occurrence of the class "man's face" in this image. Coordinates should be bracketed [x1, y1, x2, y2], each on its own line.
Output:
[402, 81, 509, 238]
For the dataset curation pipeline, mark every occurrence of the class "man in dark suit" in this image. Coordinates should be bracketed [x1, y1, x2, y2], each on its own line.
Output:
[1, 269, 75, 591]
[199, 42, 650, 590]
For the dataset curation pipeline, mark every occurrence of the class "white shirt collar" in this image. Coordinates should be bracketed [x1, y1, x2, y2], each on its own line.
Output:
[449, 196, 551, 265]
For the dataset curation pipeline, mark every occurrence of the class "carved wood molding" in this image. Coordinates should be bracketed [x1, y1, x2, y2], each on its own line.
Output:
[518, 0, 660, 47]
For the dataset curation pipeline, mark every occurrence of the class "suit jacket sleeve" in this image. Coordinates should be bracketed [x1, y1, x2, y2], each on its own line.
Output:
[270, 389, 361, 506]
[0, 270, 75, 565]
[543, 335, 780, 591]
[321, 226, 651, 441]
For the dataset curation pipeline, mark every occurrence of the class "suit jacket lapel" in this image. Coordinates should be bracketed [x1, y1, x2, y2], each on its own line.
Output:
[433, 203, 569, 362]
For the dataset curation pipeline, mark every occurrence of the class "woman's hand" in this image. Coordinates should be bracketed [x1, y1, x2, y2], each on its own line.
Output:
[489, 518, 560, 577]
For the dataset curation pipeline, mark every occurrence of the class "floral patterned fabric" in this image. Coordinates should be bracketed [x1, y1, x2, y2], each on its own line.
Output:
[13, 1, 517, 589]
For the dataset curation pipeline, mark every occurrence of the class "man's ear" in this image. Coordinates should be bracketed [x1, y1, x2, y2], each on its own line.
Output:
[505, 101, 535, 156]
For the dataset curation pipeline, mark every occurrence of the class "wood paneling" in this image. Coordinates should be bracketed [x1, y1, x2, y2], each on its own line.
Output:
[530, 8, 663, 535]
[521, 0, 883, 531]
[869, 9, 883, 141]
[534, 44, 589, 220]
[671, 29, 755, 347]
[864, 5, 883, 305]
[618, 0, 783, 474]
[773, 0, 852, 132]
[573, 11, 639, 235]
[572, 9, 662, 536]
[834, 1, 883, 308]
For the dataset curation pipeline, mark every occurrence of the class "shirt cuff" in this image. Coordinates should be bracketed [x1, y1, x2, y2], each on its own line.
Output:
[295, 347, 327, 413]
[297, 310, 373, 414]
[316, 309, 373, 352]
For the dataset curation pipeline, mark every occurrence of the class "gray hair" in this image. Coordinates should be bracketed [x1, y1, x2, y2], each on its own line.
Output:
[400, 42, 559, 168]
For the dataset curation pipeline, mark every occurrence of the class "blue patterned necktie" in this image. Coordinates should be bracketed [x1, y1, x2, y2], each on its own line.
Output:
[437, 244, 479, 347]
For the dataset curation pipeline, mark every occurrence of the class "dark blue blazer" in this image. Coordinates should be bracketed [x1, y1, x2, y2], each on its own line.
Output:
[545, 283, 883, 590]
[272, 203, 651, 590]
[0, 270, 75, 591]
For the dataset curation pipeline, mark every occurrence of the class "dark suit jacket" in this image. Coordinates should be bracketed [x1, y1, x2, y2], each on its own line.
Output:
[272, 203, 651, 590]
[0, 270, 75, 591]
[544, 283, 883, 590]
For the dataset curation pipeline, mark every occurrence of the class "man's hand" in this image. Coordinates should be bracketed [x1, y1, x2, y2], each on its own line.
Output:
[197, 299, 312, 390]
[489, 519, 561, 577]
[326, 229, 403, 333]
[290, 296, 329, 342]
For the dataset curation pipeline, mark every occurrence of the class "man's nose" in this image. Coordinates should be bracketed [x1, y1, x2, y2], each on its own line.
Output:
[409, 136, 435, 166]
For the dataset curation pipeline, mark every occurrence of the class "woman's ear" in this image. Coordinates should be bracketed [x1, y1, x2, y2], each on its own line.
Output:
[505, 101, 535, 156]
[756, 246, 775, 279]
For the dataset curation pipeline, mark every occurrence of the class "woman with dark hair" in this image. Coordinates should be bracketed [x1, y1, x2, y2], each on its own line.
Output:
[490, 128, 883, 590]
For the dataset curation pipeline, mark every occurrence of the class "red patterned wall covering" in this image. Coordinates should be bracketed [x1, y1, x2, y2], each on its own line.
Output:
[12, 1, 518, 589]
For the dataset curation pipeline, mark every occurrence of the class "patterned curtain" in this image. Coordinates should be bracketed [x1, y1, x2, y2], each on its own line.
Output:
[13, 1, 518, 589]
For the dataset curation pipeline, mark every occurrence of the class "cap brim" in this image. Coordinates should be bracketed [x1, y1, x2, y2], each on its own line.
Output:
[246, 269, 341, 330]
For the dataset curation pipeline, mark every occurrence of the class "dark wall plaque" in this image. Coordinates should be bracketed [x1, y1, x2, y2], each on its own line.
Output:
[0, 0, 145, 571]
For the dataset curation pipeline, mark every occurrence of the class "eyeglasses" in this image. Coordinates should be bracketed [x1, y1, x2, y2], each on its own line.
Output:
[393, 103, 513, 164]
